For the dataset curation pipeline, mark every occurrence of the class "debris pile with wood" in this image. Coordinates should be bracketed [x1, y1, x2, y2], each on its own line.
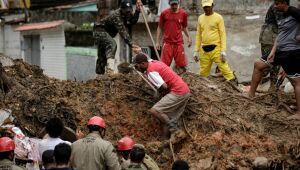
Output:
[0, 58, 299, 169]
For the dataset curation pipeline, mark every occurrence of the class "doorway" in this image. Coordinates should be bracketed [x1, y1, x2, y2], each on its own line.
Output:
[24, 35, 41, 66]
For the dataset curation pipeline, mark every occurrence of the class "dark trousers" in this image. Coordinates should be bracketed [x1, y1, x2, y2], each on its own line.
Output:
[94, 31, 117, 74]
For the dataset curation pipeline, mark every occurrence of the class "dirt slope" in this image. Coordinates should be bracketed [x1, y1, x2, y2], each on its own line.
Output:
[1, 59, 300, 169]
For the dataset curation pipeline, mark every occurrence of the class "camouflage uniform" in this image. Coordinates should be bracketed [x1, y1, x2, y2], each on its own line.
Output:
[71, 132, 121, 170]
[127, 163, 144, 170]
[94, 8, 140, 74]
[0, 159, 25, 170]
[120, 154, 159, 170]
[141, 155, 160, 170]
[259, 4, 284, 86]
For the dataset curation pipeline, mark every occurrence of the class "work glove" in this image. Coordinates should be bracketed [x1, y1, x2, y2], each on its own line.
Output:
[193, 51, 199, 62]
[221, 51, 226, 62]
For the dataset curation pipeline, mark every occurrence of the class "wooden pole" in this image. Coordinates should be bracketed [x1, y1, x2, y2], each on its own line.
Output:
[132, 67, 158, 96]
[137, 0, 160, 60]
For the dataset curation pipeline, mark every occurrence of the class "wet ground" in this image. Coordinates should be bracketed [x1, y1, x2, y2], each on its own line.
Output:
[1, 59, 300, 169]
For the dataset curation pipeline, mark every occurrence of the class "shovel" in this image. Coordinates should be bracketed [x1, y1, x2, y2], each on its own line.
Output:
[129, 64, 159, 97]
[118, 62, 158, 97]
[137, 0, 160, 60]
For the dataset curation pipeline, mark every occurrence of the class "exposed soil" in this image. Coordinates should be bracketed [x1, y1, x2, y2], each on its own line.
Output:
[1, 59, 300, 169]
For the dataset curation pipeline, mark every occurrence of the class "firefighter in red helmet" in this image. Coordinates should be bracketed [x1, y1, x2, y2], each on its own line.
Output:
[0, 137, 25, 170]
[117, 136, 159, 170]
[71, 116, 121, 170]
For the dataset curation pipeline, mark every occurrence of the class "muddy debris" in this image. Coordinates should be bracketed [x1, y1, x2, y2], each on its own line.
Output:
[0, 58, 300, 169]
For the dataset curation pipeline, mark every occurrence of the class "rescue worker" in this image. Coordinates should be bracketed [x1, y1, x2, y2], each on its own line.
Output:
[117, 136, 159, 170]
[133, 53, 191, 139]
[193, 0, 236, 82]
[94, 0, 141, 74]
[248, 0, 300, 120]
[156, 0, 192, 74]
[117, 136, 134, 169]
[259, 3, 284, 89]
[0, 137, 25, 170]
[127, 146, 146, 170]
[71, 116, 121, 170]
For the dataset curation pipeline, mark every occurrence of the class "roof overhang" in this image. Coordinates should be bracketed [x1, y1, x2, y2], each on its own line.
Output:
[14, 20, 65, 31]
[46, 0, 97, 11]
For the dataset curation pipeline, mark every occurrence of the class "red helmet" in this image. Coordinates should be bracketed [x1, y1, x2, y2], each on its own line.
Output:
[117, 136, 135, 151]
[87, 116, 106, 129]
[0, 137, 15, 152]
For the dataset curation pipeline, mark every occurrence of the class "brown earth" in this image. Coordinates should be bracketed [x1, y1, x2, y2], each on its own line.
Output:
[1, 59, 300, 169]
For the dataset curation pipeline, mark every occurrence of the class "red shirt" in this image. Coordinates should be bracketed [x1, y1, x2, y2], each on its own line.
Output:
[147, 60, 190, 95]
[159, 8, 188, 45]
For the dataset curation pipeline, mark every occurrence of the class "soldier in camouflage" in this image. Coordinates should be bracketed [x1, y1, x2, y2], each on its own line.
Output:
[259, 4, 284, 88]
[94, 0, 141, 74]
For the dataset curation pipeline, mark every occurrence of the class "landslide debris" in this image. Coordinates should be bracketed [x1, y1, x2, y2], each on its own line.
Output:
[1, 58, 300, 169]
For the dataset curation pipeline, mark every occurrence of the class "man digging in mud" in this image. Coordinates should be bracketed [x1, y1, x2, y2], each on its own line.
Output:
[248, 0, 300, 120]
[133, 53, 191, 139]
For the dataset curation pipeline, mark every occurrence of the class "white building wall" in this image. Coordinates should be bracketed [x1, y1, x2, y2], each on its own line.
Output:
[4, 25, 21, 59]
[40, 27, 67, 80]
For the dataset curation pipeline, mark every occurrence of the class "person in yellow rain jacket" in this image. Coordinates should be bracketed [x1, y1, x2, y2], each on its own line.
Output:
[193, 0, 236, 81]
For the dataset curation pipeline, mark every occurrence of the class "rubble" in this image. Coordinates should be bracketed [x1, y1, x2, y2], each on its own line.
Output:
[0, 58, 300, 169]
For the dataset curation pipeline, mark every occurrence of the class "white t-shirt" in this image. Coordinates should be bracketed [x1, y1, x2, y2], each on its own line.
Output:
[147, 72, 165, 88]
[38, 137, 71, 158]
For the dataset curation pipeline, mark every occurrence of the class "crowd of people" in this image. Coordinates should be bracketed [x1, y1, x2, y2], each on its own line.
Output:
[0, 117, 190, 170]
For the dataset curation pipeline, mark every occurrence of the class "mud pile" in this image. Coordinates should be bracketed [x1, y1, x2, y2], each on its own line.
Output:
[1, 59, 300, 169]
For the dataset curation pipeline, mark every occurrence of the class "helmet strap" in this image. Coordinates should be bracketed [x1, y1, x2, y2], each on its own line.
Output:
[99, 128, 106, 138]
[9, 151, 14, 161]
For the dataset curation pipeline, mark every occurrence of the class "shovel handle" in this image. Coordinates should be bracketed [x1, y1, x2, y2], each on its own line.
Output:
[133, 68, 158, 96]
[137, 0, 160, 60]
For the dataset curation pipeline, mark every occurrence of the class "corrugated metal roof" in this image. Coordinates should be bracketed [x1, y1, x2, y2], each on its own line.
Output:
[14, 20, 65, 31]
